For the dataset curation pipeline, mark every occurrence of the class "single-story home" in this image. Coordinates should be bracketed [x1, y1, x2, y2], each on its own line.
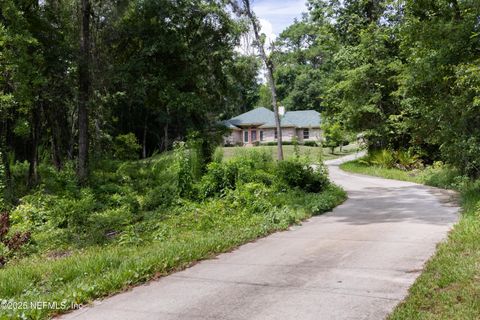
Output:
[221, 107, 322, 146]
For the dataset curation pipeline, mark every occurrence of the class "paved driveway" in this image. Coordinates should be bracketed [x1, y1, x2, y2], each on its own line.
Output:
[61, 153, 459, 320]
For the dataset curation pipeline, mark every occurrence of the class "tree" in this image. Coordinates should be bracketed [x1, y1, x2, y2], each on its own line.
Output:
[236, 0, 284, 160]
[397, 0, 480, 176]
[77, 0, 91, 183]
[323, 121, 347, 154]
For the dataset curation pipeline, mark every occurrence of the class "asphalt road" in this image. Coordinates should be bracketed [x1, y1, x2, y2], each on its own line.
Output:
[61, 153, 459, 320]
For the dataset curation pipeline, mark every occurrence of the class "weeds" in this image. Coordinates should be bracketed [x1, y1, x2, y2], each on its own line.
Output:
[0, 146, 346, 319]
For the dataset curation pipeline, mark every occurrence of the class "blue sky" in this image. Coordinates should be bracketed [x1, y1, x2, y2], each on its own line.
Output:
[252, 0, 308, 40]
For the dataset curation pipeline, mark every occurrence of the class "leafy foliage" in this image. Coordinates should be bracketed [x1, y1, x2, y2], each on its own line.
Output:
[275, 160, 329, 193]
[0, 146, 345, 318]
[359, 149, 422, 170]
[113, 133, 142, 160]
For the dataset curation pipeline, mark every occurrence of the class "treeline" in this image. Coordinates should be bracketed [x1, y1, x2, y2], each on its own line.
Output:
[273, 0, 480, 177]
[0, 0, 260, 189]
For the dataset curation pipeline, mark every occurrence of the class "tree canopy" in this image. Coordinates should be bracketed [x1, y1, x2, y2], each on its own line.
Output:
[0, 0, 262, 190]
[272, 0, 480, 177]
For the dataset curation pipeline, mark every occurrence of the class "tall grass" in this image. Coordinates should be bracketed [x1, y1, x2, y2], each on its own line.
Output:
[0, 148, 346, 319]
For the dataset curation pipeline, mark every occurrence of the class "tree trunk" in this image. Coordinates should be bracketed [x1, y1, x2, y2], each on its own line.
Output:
[243, 0, 283, 160]
[44, 104, 64, 170]
[0, 121, 12, 198]
[77, 0, 91, 183]
[142, 116, 147, 159]
[28, 106, 40, 187]
[163, 123, 169, 151]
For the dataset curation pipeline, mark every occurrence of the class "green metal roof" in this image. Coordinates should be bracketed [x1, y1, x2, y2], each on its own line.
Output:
[223, 107, 321, 129]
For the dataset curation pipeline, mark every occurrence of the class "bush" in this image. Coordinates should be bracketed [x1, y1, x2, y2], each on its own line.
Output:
[212, 147, 224, 163]
[420, 161, 462, 189]
[196, 161, 239, 198]
[0, 211, 31, 266]
[361, 149, 422, 170]
[113, 133, 141, 160]
[260, 141, 294, 146]
[394, 150, 422, 170]
[142, 184, 178, 211]
[275, 160, 329, 193]
[367, 149, 396, 168]
[38, 161, 78, 196]
[225, 182, 274, 215]
[303, 141, 319, 147]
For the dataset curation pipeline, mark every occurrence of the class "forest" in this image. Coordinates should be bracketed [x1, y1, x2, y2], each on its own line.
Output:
[0, 0, 479, 319]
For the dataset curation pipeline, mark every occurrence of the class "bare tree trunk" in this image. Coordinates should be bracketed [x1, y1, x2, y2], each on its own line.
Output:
[0, 121, 12, 196]
[242, 0, 283, 160]
[163, 123, 169, 151]
[142, 116, 147, 159]
[44, 104, 63, 170]
[77, 0, 91, 183]
[28, 106, 40, 187]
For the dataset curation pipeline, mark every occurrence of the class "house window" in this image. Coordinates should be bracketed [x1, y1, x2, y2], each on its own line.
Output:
[274, 129, 278, 140]
[251, 130, 257, 141]
[303, 129, 309, 140]
[244, 130, 249, 143]
[260, 131, 264, 141]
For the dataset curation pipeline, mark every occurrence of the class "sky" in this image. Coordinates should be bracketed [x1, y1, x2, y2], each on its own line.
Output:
[252, 0, 308, 42]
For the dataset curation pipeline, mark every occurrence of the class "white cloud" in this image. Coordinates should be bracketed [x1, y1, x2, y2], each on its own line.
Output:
[259, 18, 276, 46]
[253, 0, 307, 35]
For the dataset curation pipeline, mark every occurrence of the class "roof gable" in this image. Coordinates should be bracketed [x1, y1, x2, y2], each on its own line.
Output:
[229, 107, 274, 126]
[223, 107, 321, 129]
[283, 110, 321, 128]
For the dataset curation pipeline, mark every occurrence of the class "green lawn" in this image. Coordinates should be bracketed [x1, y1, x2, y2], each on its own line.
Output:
[340, 160, 480, 320]
[221, 143, 360, 162]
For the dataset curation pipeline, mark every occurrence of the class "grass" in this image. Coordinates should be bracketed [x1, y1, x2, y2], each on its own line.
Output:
[0, 150, 347, 319]
[340, 159, 480, 320]
[221, 143, 359, 162]
[340, 160, 423, 183]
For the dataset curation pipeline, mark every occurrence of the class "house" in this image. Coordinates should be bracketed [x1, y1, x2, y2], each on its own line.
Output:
[221, 107, 322, 146]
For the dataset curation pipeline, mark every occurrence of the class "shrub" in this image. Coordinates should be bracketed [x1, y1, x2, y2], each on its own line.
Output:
[87, 206, 134, 241]
[142, 184, 178, 211]
[421, 161, 462, 189]
[174, 141, 195, 197]
[394, 150, 422, 170]
[225, 182, 274, 215]
[361, 149, 423, 170]
[369, 149, 396, 168]
[0, 211, 31, 266]
[275, 160, 329, 193]
[113, 133, 141, 160]
[38, 161, 78, 196]
[260, 141, 294, 146]
[303, 141, 319, 147]
[49, 188, 98, 230]
[212, 147, 224, 163]
[197, 161, 238, 198]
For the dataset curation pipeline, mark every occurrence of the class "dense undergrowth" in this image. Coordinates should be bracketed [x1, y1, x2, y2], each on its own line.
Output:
[0, 145, 345, 319]
[340, 153, 480, 320]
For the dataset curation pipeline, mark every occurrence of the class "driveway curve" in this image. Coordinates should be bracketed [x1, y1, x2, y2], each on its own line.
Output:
[61, 153, 459, 320]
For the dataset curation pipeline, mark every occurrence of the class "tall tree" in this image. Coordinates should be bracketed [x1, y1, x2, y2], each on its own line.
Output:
[77, 0, 91, 183]
[237, 0, 284, 160]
